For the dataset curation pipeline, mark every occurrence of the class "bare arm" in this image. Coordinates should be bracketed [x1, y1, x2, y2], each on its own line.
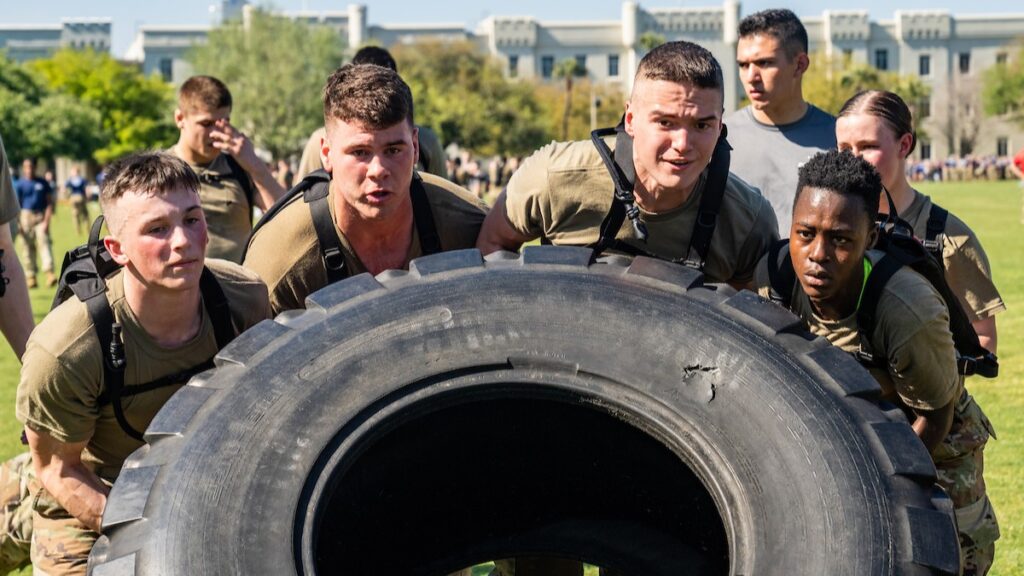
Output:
[476, 191, 536, 255]
[1008, 161, 1024, 181]
[26, 427, 109, 532]
[972, 316, 997, 354]
[911, 399, 956, 454]
[0, 224, 34, 359]
[211, 120, 286, 211]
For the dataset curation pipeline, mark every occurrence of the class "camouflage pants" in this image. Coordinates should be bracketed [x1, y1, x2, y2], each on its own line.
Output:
[68, 196, 89, 235]
[0, 453, 34, 573]
[933, 391, 999, 576]
[30, 491, 98, 576]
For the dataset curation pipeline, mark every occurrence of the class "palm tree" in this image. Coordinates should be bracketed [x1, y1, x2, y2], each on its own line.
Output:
[554, 58, 586, 140]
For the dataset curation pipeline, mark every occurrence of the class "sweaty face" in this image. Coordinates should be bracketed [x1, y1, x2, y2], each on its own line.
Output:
[176, 106, 230, 163]
[322, 117, 419, 223]
[836, 113, 912, 199]
[736, 34, 802, 114]
[106, 188, 209, 291]
[625, 79, 722, 201]
[790, 186, 876, 319]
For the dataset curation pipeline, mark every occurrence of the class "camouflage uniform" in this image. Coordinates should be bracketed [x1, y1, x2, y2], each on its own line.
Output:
[29, 490, 98, 576]
[933, 390, 1000, 576]
[0, 453, 34, 573]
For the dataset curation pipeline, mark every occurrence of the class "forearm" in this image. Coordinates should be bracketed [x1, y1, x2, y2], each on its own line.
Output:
[912, 400, 955, 454]
[0, 227, 35, 359]
[238, 157, 285, 210]
[44, 204, 53, 223]
[476, 192, 533, 255]
[38, 461, 109, 532]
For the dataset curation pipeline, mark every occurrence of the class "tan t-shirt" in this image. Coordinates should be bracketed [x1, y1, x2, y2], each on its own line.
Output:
[175, 151, 255, 263]
[504, 138, 779, 285]
[16, 259, 271, 482]
[899, 190, 1005, 323]
[244, 172, 488, 314]
[755, 250, 959, 411]
[0, 134, 19, 225]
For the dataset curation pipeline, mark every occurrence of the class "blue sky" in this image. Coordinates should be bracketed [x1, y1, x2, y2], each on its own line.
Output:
[7, 0, 1021, 58]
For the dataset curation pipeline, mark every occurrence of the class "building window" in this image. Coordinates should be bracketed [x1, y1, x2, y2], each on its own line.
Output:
[996, 52, 1008, 65]
[919, 54, 931, 76]
[874, 49, 888, 71]
[919, 97, 931, 119]
[159, 58, 173, 82]
[841, 48, 853, 61]
[959, 52, 970, 74]
[608, 54, 619, 77]
[541, 56, 554, 79]
[997, 137, 1009, 157]
[575, 54, 586, 73]
[920, 141, 931, 160]
[508, 55, 518, 78]
[960, 138, 973, 156]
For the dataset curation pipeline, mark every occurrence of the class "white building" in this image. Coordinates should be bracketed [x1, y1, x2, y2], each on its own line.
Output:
[0, 18, 111, 62]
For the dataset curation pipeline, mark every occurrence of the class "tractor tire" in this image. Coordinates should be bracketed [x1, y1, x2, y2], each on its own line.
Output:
[88, 246, 959, 576]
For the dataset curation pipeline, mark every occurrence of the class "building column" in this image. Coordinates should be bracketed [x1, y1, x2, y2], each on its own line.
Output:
[348, 4, 367, 50]
[622, 0, 639, 94]
[723, 0, 740, 112]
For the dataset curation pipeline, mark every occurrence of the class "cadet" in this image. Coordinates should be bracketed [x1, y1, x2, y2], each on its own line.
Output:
[756, 149, 998, 576]
[477, 41, 778, 288]
[0, 133, 34, 358]
[244, 64, 487, 315]
[725, 8, 837, 232]
[171, 75, 285, 263]
[836, 90, 1005, 353]
[14, 158, 57, 288]
[294, 46, 448, 182]
[15, 151, 271, 574]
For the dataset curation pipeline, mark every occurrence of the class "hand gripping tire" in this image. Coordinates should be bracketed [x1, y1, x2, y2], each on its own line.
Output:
[88, 247, 959, 576]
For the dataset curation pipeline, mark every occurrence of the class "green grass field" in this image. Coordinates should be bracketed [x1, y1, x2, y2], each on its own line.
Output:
[0, 181, 1020, 574]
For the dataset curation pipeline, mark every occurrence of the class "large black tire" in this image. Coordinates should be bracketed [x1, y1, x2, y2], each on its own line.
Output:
[89, 247, 958, 576]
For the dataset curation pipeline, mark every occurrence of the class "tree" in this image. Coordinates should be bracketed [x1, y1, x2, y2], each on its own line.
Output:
[29, 49, 176, 164]
[392, 41, 551, 157]
[982, 45, 1024, 126]
[803, 51, 931, 135]
[553, 58, 586, 141]
[189, 9, 345, 160]
[638, 31, 666, 54]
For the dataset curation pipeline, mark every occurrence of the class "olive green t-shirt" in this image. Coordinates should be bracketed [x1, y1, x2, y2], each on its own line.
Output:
[244, 172, 488, 314]
[175, 151, 255, 263]
[16, 259, 271, 482]
[0, 133, 19, 225]
[504, 138, 779, 285]
[755, 250, 959, 411]
[899, 190, 1005, 323]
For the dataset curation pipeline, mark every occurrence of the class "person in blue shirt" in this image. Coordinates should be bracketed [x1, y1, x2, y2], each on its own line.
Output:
[14, 158, 55, 288]
[64, 166, 90, 236]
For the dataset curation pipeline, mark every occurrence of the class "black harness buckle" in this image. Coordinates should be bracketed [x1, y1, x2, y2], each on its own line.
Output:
[322, 246, 345, 271]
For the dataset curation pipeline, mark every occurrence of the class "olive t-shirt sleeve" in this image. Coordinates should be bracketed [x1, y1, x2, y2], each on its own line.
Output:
[876, 278, 959, 411]
[731, 193, 780, 285]
[0, 134, 19, 225]
[503, 145, 554, 238]
[17, 332, 102, 444]
[943, 227, 1005, 322]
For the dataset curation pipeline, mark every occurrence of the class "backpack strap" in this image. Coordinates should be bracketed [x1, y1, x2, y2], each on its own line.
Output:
[854, 254, 900, 369]
[922, 203, 948, 256]
[223, 154, 257, 224]
[410, 172, 442, 256]
[303, 174, 348, 285]
[765, 239, 796, 307]
[590, 124, 648, 256]
[681, 126, 731, 270]
[199, 266, 234, 349]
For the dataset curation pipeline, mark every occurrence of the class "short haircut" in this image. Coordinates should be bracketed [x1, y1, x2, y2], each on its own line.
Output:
[795, 149, 881, 226]
[100, 151, 200, 230]
[634, 41, 724, 100]
[839, 90, 917, 157]
[178, 75, 232, 114]
[738, 9, 809, 59]
[323, 63, 414, 129]
[351, 46, 397, 71]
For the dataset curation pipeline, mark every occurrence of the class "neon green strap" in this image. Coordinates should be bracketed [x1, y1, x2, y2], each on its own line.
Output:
[856, 258, 873, 310]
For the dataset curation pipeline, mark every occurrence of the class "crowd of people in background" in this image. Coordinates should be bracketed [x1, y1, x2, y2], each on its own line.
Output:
[908, 154, 1024, 183]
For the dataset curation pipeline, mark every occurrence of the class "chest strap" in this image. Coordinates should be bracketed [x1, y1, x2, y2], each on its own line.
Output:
[922, 203, 948, 256]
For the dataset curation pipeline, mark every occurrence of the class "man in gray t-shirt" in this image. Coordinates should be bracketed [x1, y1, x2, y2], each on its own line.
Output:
[725, 9, 836, 232]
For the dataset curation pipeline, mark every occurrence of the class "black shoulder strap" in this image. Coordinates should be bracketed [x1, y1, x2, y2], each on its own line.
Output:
[241, 170, 330, 263]
[682, 126, 731, 270]
[223, 154, 257, 222]
[410, 172, 442, 256]
[765, 239, 795, 307]
[302, 174, 348, 285]
[590, 123, 648, 255]
[923, 203, 948, 256]
[199, 266, 234, 349]
[854, 254, 902, 369]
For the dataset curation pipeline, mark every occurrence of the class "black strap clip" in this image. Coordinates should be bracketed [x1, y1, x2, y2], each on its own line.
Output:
[323, 246, 345, 272]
